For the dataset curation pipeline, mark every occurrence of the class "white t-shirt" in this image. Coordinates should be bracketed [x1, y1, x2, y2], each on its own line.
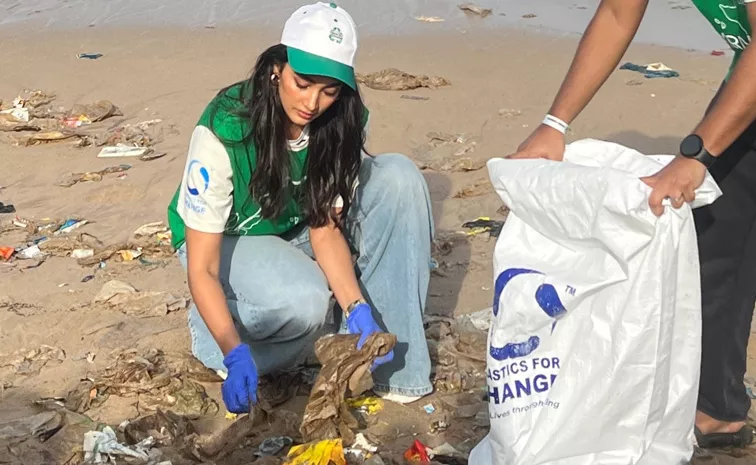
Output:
[176, 121, 367, 234]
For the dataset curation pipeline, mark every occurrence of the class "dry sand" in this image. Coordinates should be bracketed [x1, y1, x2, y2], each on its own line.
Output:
[0, 25, 754, 462]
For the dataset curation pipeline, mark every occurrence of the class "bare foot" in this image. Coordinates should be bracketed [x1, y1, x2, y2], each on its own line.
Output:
[696, 410, 746, 435]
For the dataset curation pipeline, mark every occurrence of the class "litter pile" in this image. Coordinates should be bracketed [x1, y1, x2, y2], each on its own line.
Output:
[426, 312, 488, 394]
[0, 219, 174, 267]
[63, 348, 220, 418]
[356, 69, 451, 91]
[93, 279, 189, 318]
[0, 89, 172, 159]
[414, 131, 485, 173]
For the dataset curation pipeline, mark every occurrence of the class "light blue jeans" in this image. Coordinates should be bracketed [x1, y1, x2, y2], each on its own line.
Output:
[177, 154, 434, 397]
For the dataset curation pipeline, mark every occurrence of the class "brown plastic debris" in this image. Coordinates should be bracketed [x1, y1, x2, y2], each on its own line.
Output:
[427, 132, 472, 147]
[300, 333, 397, 444]
[56, 164, 131, 187]
[0, 411, 63, 441]
[90, 119, 165, 148]
[185, 406, 268, 461]
[426, 317, 486, 393]
[454, 179, 492, 198]
[12, 130, 77, 146]
[417, 156, 486, 173]
[0, 345, 66, 376]
[64, 348, 218, 419]
[93, 280, 188, 318]
[458, 3, 493, 17]
[124, 409, 195, 447]
[68, 100, 122, 123]
[356, 69, 451, 91]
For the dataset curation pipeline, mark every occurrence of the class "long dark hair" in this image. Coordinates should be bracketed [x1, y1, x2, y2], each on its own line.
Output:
[212, 44, 367, 228]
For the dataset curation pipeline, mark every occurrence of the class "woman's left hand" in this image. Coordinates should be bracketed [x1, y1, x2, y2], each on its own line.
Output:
[346, 303, 394, 369]
[640, 155, 707, 216]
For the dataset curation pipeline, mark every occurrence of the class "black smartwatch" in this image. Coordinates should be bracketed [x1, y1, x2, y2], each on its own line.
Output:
[680, 134, 716, 168]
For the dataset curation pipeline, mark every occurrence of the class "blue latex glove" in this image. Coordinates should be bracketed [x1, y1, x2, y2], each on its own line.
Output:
[222, 343, 258, 413]
[346, 303, 394, 369]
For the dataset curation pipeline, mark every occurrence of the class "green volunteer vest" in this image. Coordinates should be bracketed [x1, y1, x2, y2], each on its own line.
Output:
[167, 82, 368, 248]
[691, 0, 752, 77]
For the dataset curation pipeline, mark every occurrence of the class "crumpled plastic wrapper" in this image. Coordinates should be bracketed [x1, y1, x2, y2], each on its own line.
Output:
[93, 280, 188, 318]
[83, 425, 153, 463]
[300, 333, 397, 444]
[0, 345, 66, 376]
[425, 316, 487, 393]
[356, 68, 451, 91]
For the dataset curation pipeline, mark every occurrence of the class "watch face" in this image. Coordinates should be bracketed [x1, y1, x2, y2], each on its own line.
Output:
[681, 135, 703, 157]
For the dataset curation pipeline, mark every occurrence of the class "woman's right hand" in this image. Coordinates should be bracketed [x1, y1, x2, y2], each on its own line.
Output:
[222, 343, 259, 413]
[508, 124, 566, 161]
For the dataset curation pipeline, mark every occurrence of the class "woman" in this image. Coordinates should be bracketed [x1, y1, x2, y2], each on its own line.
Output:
[167, 2, 434, 414]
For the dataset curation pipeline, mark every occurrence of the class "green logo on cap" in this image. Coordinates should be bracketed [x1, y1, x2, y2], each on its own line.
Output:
[329, 26, 343, 44]
[329, 2, 337, 8]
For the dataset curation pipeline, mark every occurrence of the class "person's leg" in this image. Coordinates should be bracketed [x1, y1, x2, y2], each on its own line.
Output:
[177, 233, 332, 376]
[343, 153, 434, 399]
[694, 105, 756, 443]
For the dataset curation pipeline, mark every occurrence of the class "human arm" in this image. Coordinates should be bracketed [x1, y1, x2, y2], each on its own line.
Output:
[178, 126, 257, 411]
[510, 0, 649, 160]
[310, 214, 394, 366]
[641, 3, 756, 216]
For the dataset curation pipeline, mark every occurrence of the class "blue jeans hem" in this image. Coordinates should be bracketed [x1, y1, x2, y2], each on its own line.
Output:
[373, 382, 433, 397]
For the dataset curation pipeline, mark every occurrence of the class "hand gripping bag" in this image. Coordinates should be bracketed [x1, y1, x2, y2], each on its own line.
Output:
[469, 139, 722, 465]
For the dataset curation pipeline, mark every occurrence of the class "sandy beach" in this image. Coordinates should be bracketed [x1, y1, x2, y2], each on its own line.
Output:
[1, 2, 755, 463]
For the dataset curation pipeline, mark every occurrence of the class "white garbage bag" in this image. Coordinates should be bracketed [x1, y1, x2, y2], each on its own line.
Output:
[469, 139, 722, 465]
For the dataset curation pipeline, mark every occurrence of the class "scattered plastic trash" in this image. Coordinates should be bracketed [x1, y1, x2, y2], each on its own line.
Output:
[349, 433, 378, 455]
[454, 179, 491, 198]
[0, 247, 14, 260]
[401, 95, 430, 101]
[55, 219, 88, 235]
[620, 62, 679, 78]
[418, 156, 486, 173]
[93, 279, 188, 318]
[403, 439, 431, 463]
[63, 115, 91, 129]
[711, 50, 725, 56]
[17, 244, 44, 259]
[83, 426, 153, 463]
[498, 108, 522, 118]
[285, 439, 346, 465]
[98, 145, 154, 158]
[81, 275, 95, 283]
[77, 53, 103, 59]
[72, 351, 96, 363]
[462, 217, 505, 237]
[56, 164, 131, 188]
[0, 107, 30, 123]
[457, 307, 492, 331]
[345, 396, 384, 415]
[68, 100, 121, 123]
[118, 249, 143, 261]
[423, 403, 436, 414]
[415, 16, 445, 22]
[11, 130, 77, 147]
[357, 68, 451, 91]
[300, 333, 397, 443]
[224, 412, 238, 420]
[71, 249, 95, 259]
[0, 411, 63, 441]
[259, 436, 294, 456]
[124, 409, 195, 449]
[458, 3, 493, 17]
[430, 419, 449, 433]
[0, 345, 66, 375]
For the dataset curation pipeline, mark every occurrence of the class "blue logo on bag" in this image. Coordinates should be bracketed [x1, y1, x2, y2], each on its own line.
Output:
[490, 268, 568, 361]
[186, 160, 210, 196]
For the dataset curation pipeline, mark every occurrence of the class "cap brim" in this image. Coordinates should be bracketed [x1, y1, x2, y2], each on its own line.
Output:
[287, 46, 356, 90]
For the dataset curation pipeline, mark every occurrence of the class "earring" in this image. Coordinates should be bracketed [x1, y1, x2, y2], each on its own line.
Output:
[271, 74, 280, 83]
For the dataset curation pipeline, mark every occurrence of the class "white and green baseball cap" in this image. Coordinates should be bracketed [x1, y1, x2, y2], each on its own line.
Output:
[281, 2, 358, 90]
